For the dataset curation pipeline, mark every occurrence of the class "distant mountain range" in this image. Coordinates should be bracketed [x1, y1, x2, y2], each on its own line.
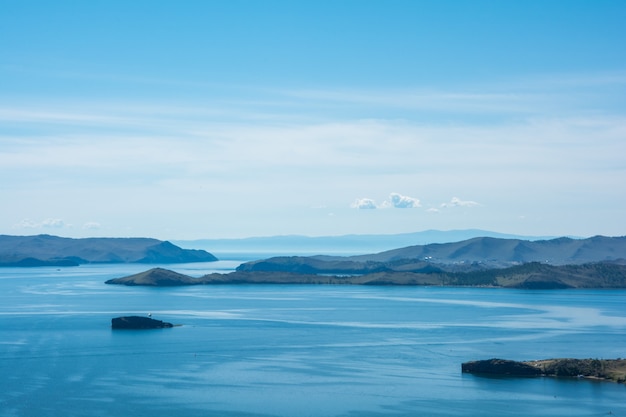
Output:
[106, 235, 626, 289]
[238, 235, 626, 273]
[173, 229, 558, 256]
[0, 234, 217, 266]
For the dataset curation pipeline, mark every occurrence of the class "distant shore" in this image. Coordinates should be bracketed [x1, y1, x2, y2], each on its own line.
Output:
[462, 358, 626, 383]
[105, 263, 626, 289]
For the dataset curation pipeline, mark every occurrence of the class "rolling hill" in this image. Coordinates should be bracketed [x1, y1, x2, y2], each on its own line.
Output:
[105, 262, 626, 289]
[237, 235, 626, 274]
[0, 234, 218, 266]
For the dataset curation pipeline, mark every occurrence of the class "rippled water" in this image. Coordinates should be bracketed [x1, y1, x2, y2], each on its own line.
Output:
[1, 262, 625, 416]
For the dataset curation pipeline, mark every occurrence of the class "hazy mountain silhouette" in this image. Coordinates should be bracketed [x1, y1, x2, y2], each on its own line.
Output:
[237, 235, 626, 273]
[174, 229, 556, 256]
[0, 234, 217, 266]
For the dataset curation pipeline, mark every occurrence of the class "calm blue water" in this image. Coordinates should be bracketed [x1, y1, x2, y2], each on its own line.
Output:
[1, 261, 625, 417]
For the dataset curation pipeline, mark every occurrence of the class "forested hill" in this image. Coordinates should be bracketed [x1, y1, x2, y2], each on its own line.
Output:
[352, 235, 626, 265]
[104, 235, 626, 288]
[237, 235, 626, 274]
[0, 234, 217, 266]
[106, 262, 626, 289]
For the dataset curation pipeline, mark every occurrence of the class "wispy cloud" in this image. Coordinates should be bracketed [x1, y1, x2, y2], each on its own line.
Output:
[441, 197, 480, 208]
[41, 218, 66, 228]
[1, 72, 625, 238]
[12, 218, 102, 232]
[82, 222, 101, 230]
[14, 218, 68, 230]
[282, 88, 540, 115]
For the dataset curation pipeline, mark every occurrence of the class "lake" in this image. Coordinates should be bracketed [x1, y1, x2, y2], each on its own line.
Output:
[1, 261, 625, 416]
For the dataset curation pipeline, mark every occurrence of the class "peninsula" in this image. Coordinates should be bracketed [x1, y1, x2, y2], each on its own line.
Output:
[462, 358, 626, 384]
[105, 261, 626, 288]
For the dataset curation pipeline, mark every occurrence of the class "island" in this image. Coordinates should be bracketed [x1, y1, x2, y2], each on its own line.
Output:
[105, 261, 626, 288]
[0, 234, 218, 266]
[462, 358, 626, 383]
[111, 315, 174, 329]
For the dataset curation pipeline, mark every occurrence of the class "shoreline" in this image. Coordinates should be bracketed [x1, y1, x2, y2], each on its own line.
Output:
[462, 358, 626, 384]
[104, 266, 626, 289]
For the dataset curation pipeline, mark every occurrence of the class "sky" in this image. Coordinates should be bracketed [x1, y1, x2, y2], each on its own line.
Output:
[1, 0, 625, 240]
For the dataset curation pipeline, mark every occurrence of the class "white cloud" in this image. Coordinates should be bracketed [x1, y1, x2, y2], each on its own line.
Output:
[41, 218, 66, 228]
[82, 222, 101, 230]
[389, 193, 421, 208]
[351, 198, 378, 209]
[351, 193, 421, 209]
[1, 73, 625, 239]
[14, 219, 38, 229]
[441, 197, 480, 208]
[13, 218, 68, 230]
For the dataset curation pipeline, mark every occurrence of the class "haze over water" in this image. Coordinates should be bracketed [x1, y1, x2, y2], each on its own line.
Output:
[1, 261, 625, 417]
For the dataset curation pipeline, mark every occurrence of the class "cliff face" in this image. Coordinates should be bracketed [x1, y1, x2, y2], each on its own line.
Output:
[0, 234, 218, 266]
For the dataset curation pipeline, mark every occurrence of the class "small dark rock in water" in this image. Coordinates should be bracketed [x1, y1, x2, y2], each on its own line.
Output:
[111, 315, 173, 330]
[462, 358, 542, 376]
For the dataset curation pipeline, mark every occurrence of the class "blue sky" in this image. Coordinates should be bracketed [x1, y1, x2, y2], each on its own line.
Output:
[1, 1, 625, 239]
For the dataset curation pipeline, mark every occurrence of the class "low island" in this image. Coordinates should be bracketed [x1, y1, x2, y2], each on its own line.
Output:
[111, 315, 174, 330]
[105, 262, 626, 288]
[462, 358, 626, 383]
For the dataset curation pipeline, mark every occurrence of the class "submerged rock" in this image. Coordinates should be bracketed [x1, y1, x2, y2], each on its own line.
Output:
[111, 315, 173, 330]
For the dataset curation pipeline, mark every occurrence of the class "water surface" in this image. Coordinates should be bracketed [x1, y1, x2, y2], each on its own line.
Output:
[1, 263, 625, 416]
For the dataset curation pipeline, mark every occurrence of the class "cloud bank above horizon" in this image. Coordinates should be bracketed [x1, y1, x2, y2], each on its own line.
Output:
[1, 1, 625, 239]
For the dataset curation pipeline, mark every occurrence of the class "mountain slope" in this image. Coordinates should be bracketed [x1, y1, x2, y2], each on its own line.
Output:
[105, 262, 626, 289]
[237, 235, 626, 273]
[0, 234, 218, 266]
[353, 236, 626, 265]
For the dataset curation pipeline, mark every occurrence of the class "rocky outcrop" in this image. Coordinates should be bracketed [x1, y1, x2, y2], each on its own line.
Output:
[111, 316, 174, 329]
